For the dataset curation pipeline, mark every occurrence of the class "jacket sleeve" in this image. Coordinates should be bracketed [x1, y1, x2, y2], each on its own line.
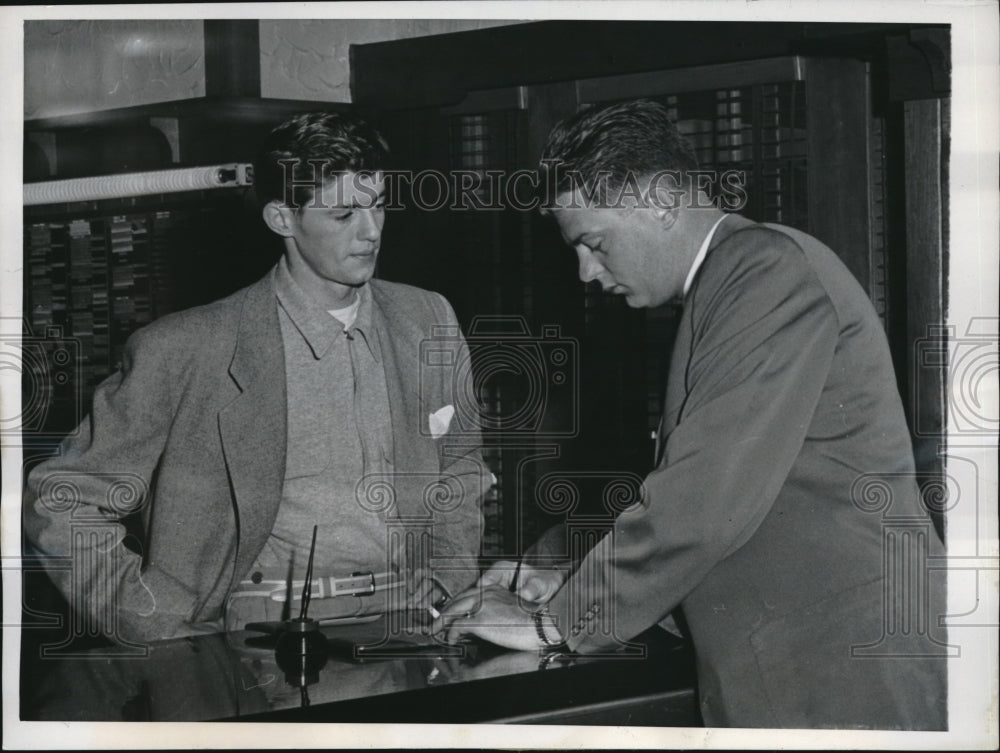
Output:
[426, 293, 490, 597]
[23, 324, 201, 643]
[547, 231, 840, 652]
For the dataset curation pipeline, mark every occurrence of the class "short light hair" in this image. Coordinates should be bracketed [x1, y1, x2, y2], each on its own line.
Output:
[539, 99, 699, 207]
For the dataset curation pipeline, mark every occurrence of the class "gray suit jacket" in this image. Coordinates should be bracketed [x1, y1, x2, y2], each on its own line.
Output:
[547, 216, 947, 728]
[24, 269, 489, 642]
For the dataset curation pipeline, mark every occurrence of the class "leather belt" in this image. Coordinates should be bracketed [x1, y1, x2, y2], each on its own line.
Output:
[233, 570, 403, 603]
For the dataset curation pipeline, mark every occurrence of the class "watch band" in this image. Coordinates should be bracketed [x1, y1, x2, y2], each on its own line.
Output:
[533, 604, 566, 649]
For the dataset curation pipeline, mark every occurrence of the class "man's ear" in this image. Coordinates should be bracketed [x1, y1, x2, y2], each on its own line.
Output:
[262, 201, 296, 237]
[647, 183, 681, 230]
[656, 204, 680, 231]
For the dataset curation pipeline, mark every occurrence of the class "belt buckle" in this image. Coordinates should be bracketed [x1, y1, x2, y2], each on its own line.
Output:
[351, 571, 376, 597]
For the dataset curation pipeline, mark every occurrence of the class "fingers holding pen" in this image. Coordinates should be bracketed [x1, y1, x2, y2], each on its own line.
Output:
[430, 589, 483, 639]
[406, 571, 438, 612]
[436, 586, 544, 651]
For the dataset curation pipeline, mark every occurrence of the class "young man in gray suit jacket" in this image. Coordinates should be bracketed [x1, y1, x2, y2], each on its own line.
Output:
[25, 112, 490, 643]
[438, 100, 948, 729]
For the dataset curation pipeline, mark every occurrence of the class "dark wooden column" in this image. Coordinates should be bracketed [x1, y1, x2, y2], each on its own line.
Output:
[903, 96, 949, 538]
[804, 57, 874, 291]
[166, 21, 263, 164]
[204, 20, 261, 98]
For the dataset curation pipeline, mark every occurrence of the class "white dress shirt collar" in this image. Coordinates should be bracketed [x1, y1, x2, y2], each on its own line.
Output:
[682, 213, 730, 297]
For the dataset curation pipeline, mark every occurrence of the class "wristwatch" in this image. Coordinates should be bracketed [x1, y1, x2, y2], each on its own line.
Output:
[533, 604, 566, 650]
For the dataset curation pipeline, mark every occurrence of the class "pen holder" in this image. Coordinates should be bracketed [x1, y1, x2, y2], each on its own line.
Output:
[275, 618, 329, 688]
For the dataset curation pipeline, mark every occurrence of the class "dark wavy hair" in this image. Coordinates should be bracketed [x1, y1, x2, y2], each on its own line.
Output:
[253, 111, 389, 208]
[539, 99, 699, 207]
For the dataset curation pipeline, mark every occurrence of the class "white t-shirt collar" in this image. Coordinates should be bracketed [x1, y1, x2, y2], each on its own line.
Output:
[328, 294, 361, 329]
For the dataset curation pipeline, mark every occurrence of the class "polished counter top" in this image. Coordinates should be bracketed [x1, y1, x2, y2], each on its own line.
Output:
[20, 615, 700, 725]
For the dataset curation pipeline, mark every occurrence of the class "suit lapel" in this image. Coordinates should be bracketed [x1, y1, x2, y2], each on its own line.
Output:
[218, 273, 287, 583]
[370, 283, 437, 520]
[657, 214, 757, 464]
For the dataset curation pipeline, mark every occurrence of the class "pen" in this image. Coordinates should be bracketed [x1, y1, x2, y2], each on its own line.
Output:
[427, 576, 452, 620]
[300, 525, 318, 620]
[509, 556, 523, 593]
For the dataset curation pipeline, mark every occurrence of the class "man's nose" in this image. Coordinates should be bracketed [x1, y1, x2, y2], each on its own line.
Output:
[576, 247, 603, 283]
[357, 209, 382, 241]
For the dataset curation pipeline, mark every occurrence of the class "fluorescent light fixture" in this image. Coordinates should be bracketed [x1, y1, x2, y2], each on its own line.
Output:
[24, 164, 253, 206]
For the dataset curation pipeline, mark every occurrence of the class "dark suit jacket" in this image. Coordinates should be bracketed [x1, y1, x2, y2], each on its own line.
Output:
[24, 269, 489, 642]
[548, 215, 947, 729]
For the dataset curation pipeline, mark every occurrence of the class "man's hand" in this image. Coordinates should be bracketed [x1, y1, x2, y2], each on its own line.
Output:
[478, 560, 567, 603]
[405, 568, 443, 612]
[434, 584, 545, 651]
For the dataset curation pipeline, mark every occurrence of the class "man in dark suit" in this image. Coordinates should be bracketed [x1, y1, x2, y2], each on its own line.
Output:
[24, 112, 490, 642]
[438, 100, 948, 729]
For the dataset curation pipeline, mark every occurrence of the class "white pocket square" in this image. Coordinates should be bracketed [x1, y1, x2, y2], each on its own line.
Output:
[428, 404, 455, 439]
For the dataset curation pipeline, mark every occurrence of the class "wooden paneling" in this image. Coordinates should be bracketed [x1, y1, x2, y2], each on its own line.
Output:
[887, 28, 951, 102]
[351, 21, 923, 111]
[805, 58, 874, 291]
[524, 82, 579, 168]
[578, 56, 805, 103]
[904, 97, 948, 539]
[25, 97, 352, 173]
